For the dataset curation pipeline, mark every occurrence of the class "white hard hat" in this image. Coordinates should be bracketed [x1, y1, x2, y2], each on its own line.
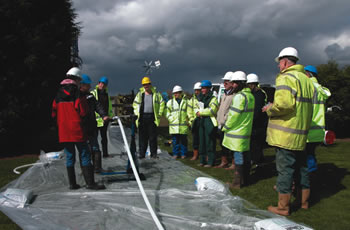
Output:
[222, 71, 234, 81]
[66, 67, 81, 77]
[246, 73, 259, 83]
[275, 47, 299, 63]
[172, 85, 183, 93]
[231, 71, 247, 81]
[193, 82, 201, 90]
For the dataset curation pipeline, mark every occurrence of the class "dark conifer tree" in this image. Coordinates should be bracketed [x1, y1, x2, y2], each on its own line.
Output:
[0, 0, 81, 156]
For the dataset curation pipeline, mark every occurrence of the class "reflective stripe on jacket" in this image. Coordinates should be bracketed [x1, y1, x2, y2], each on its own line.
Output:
[266, 64, 314, 151]
[91, 86, 114, 127]
[222, 87, 255, 152]
[166, 95, 189, 134]
[307, 77, 331, 143]
[132, 86, 165, 127]
[198, 95, 218, 127]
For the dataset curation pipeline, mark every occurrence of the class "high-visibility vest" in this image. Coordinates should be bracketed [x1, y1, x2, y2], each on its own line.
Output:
[166, 95, 189, 134]
[187, 95, 199, 126]
[307, 77, 331, 143]
[91, 86, 114, 127]
[266, 64, 314, 151]
[222, 87, 255, 152]
[132, 86, 165, 127]
[198, 95, 219, 127]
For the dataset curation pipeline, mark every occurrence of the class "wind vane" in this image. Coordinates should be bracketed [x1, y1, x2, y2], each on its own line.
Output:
[143, 60, 161, 75]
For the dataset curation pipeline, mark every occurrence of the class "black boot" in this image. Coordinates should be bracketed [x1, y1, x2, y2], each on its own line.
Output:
[67, 167, 80, 190]
[93, 151, 103, 173]
[82, 165, 106, 190]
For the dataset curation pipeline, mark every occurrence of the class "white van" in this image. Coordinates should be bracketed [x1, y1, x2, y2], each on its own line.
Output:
[211, 83, 225, 102]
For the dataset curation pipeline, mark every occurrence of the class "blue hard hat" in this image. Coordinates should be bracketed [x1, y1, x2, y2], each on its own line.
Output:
[80, 74, 92, 84]
[200, 80, 212, 87]
[304, 65, 318, 75]
[99, 76, 108, 85]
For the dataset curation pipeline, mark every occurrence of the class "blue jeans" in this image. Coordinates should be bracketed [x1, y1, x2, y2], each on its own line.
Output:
[64, 142, 91, 167]
[233, 151, 250, 165]
[172, 134, 188, 157]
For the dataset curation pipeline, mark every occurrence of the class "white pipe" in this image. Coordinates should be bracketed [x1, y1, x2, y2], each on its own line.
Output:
[113, 116, 164, 230]
[13, 163, 43, 175]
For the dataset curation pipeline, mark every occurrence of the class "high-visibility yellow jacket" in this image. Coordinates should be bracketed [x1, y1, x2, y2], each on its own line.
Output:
[187, 95, 200, 126]
[91, 86, 114, 127]
[132, 86, 165, 127]
[166, 95, 190, 134]
[266, 64, 314, 151]
[222, 87, 255, 152]
[307, 77, 331, 143]
[198, 94, 219, 127]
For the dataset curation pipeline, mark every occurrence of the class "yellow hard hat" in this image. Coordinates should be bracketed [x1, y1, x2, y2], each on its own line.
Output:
[141, 76, 151, 85]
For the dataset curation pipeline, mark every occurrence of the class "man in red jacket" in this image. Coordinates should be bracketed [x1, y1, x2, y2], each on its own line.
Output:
[52, 67, 105, 190]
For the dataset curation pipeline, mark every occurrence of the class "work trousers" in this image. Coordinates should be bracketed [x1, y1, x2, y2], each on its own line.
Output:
[172, 134, 188, 157]
[139, 114, 158, 158]
[217, 129, 231, 157]
[305, 142, 320, 172]
[276, 148, 310, 194]
[250, 128, 265, 164]
[191, 119, 200, 150]
[64, 142, 91, 167]
[199, 118, 216, 166]
[88, 130, 101, 152]
[97, 122, 109, 157]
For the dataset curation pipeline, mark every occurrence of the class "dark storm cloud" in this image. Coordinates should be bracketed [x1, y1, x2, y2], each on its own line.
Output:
[72, 0, 350, 95]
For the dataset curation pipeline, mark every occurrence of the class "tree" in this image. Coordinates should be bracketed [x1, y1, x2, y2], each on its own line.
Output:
[0, 0, 81, 156]
[317, 61, 350, 138]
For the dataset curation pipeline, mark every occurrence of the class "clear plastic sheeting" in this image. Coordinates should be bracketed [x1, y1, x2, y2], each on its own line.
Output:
[1, 125, 285, 230]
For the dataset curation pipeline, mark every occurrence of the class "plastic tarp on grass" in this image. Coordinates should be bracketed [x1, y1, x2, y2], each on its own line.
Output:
[0, 125, 306, 230]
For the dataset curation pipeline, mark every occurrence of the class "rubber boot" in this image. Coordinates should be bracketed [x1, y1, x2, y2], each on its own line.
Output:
[67, 167, 80, 190]
[82, 166, 106, 190]
[301, 189, 310, 209]
[214, 156, 228, 168]
[229, 165, 244, 189]
[190, 149, 199, 161]
[93, 151, 102, 173]
[268, 193, 291, 216]
[225, 159, 236, 170]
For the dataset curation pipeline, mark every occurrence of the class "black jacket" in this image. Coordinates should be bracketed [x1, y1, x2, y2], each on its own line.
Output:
[81, 91, 107, 137]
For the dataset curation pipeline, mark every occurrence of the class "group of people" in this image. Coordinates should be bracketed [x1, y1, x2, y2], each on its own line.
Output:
[132, 46, 330, 216]
[134, 71, 266, 190]
[52, 68, 114, 190]
[53, 46, 330, 217]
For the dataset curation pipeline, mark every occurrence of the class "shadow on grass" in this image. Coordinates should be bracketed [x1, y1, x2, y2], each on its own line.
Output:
[248, 155, 277, 185]
[309, 163, 348, 206]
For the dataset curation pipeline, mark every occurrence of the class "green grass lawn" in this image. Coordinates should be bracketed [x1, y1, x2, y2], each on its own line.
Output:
[159, 131, 350, 230]
[0, 155, 38, 230]
[1, 139, 350, 229]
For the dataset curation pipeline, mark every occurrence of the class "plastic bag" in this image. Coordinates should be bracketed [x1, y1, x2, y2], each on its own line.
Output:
[39, 150, 64, 164]
[0, 188, 33, 208]
[254, 218, 313, 230]
[195, 177, 228, 194]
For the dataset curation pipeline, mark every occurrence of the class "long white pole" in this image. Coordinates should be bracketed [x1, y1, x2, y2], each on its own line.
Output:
[114, 116, 164, 230]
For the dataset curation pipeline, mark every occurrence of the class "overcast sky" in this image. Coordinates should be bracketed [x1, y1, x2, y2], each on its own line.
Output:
[72, 0, 350, 95]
